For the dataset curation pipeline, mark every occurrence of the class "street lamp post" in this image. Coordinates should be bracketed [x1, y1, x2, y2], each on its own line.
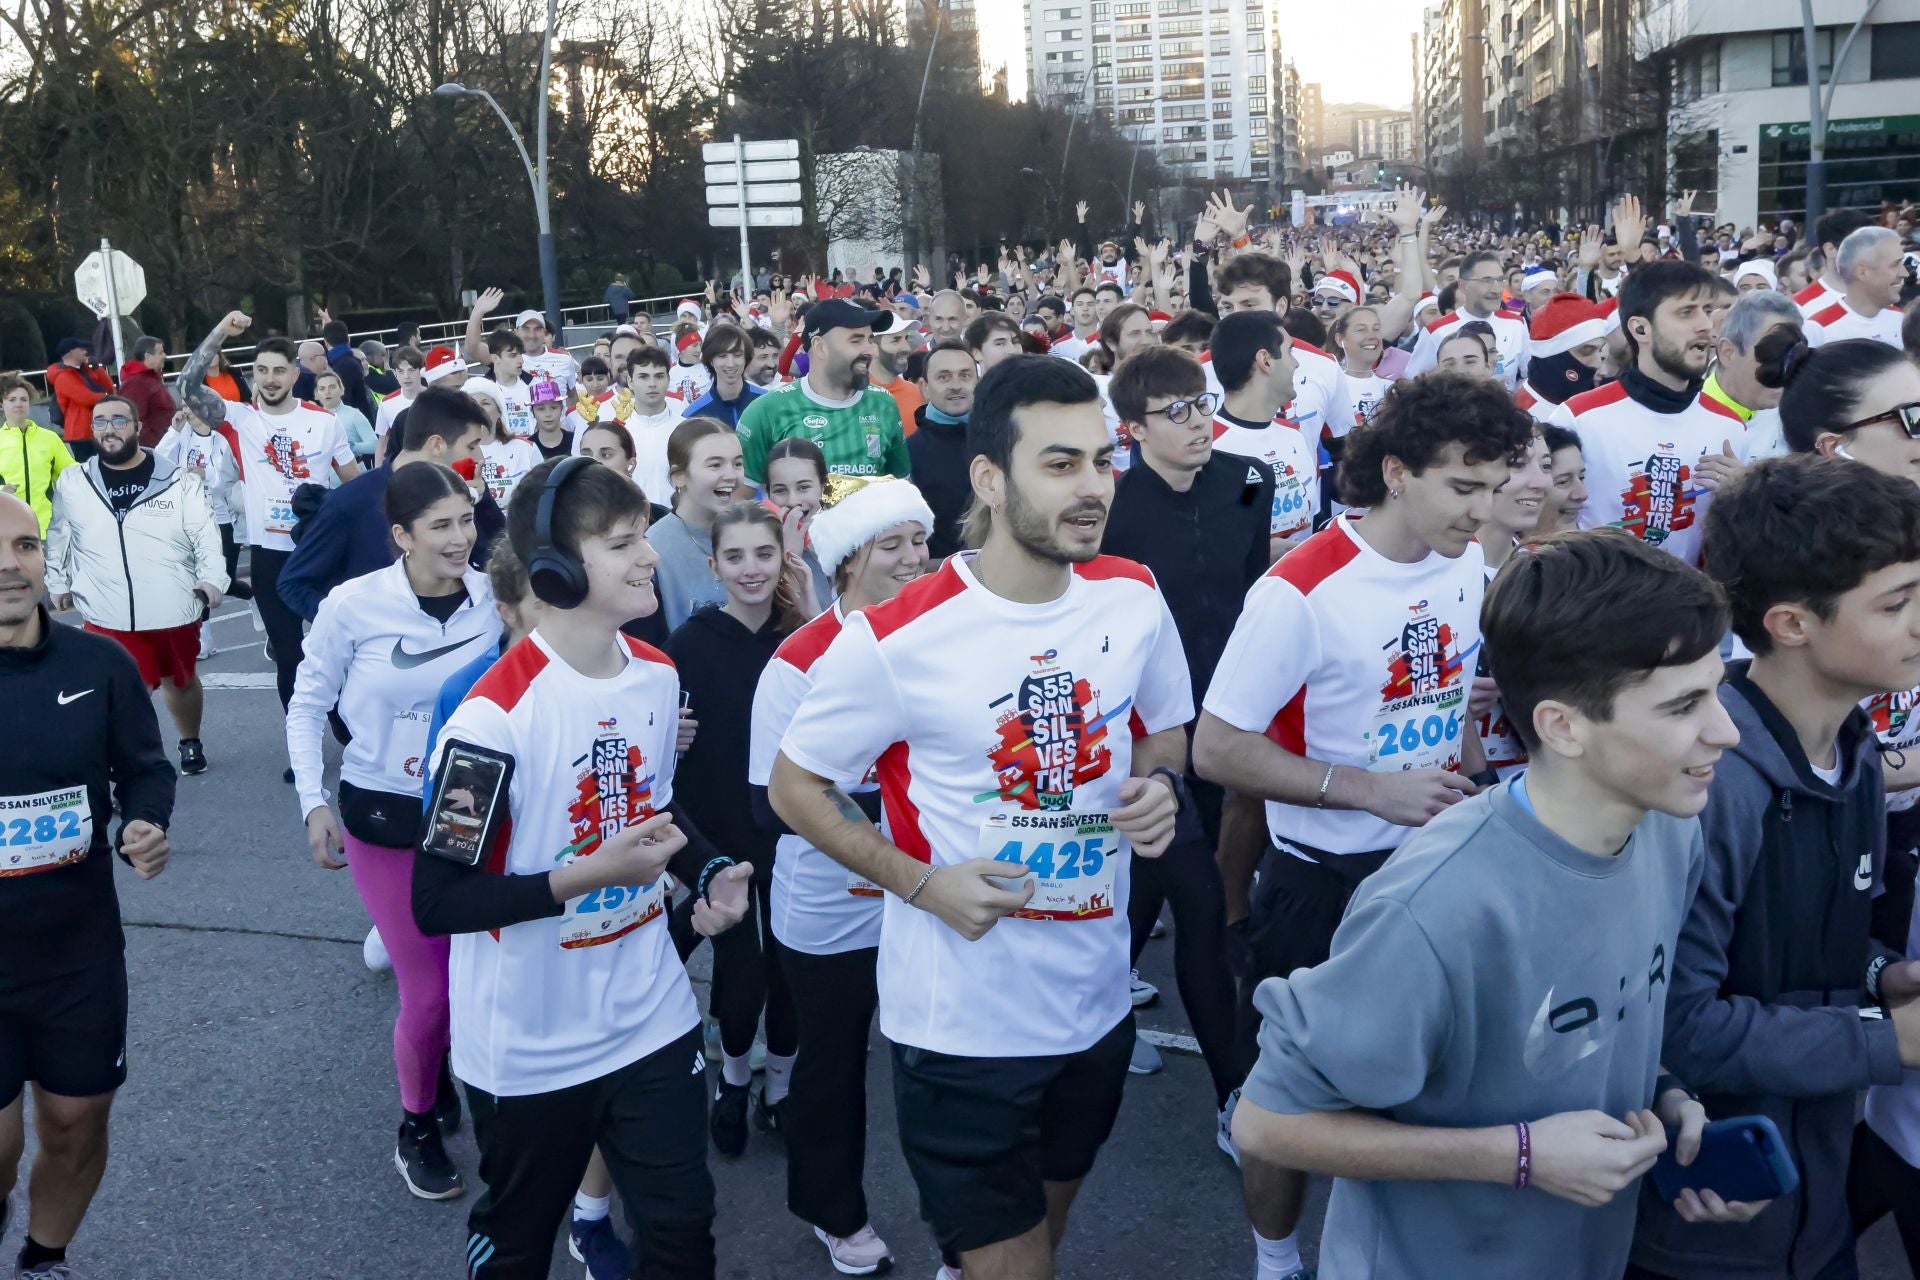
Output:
[434, 0, 563, 343]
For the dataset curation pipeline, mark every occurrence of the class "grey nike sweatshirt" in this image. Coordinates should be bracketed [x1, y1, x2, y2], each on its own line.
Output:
[1243, 779, 1705, 1280]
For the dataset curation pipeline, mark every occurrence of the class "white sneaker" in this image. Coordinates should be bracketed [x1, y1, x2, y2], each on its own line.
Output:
[934, 1267, 962, 1280]
[363, 926, 392, 973]
[1130, 969, 1158, 1007]
[811, 1223, 893, 1275]
[1218, 1089, 1241, 1165]
[198, 629, 217, 660]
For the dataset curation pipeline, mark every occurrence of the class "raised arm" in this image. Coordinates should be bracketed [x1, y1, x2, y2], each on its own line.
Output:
[464, 287, 505, 368]
[176, 311, 252, 428]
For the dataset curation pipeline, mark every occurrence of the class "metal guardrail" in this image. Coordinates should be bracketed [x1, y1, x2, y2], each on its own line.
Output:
[6, 290, 698, 397]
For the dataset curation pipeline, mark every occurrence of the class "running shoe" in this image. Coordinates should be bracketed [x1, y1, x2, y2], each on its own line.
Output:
[282, 766, 294, 784]
[177, 738, 207, 776]
[363, 927, 392, 974]
[1127, 1032, 1163, 1076]
[1218, 1089, 1241, 1165]
[197, 628, 217, 660]
[710, 1081, 750, 1157]
[568, 1213, 633, 1280]
[434, 1060, 463, 1136]
[393, 1118, 464, 1200]
[750, 1085, 784, 1137]
[812, 1224, 894, 1276]
[1129, 969, 1159, 1007]
[1149, 915, 1167, 939]
[17, 1263, 75, 1279]
[933, 1267, 962, 1280]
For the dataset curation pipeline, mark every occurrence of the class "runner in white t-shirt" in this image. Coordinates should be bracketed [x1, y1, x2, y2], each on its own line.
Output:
[1193, 370, 1530, 1280]
[177, 314, 361, 721]
[416, 455, 749, 1280]
[373, 347, 426, 448]
[512, 308, 579, 394]
[747, 477, 935, 1277]
[1208, 311, 1319, 551]
[769, 355, 1189, 1279]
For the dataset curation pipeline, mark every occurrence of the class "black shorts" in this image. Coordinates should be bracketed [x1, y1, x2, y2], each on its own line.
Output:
[0, 958, 129, 1106]
[892, 1013, 1133, 1255]
[1234, 845, 1390, 1076]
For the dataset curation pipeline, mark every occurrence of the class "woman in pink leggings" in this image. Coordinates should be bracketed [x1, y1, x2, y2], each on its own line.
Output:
[285, 461, 502, 1201]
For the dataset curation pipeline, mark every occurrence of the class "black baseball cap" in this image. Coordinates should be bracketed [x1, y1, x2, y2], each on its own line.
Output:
[805, 298, 889, 341]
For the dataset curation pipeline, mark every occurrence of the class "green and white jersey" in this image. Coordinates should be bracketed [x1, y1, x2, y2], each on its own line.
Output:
[736, 376, 911, 483]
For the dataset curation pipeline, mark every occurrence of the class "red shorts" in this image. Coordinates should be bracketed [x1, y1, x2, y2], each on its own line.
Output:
[84, 621, 201, 690]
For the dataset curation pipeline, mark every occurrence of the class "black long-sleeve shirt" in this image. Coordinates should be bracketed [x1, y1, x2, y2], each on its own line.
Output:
[1101, 451, 1271, 707]
[0, 610, 175, 981]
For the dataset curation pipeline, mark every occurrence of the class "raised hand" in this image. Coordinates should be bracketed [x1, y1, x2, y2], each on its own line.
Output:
[472, 286, 505, 318]
[1133, 199, 1146, 225]
[1578, 224, 1604, 269]
[1675, 189, 1697, 220]
[913, 263, 931, 291]
[1388, 183, 1424, 234]
[1612, 194, 1648, 253]
[217, 310, 253, 338]
[1076, 199, 1090, 223]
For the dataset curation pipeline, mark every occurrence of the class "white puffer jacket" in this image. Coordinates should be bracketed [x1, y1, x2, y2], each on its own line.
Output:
[45, 455, 228, 632]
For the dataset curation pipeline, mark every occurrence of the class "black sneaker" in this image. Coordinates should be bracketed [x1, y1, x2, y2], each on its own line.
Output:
[750, 1086, 784, 1138]
[710, 1081, 749, 1157]
[394, 1116, 464, 1200]
[178, 738, 208, 776]
[282, 766, 295, 784]
[434, 1060, 463, 1136]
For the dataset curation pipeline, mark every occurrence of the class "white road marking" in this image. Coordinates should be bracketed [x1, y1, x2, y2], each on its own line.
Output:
[199, 672, 279, 689]
[1139, 1029, 1201, 1056]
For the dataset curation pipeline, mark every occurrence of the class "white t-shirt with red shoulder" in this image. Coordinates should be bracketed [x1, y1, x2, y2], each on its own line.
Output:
[1405, 307, 1531, 389]
[778, 553, 1194, 1058]
[468, 376, 534, 439]
[1203, 514, 1486, 857]
[523, 347, 579, 396]
[750, 604, 886, 956]
[1805, 298, 1904, 348]
[1514, 381, 1558, 422]
[432, 630, 698, 1097]
[668, 360, 713, 404]
[216, 401, 355, 552]
[1338, 370, 1392, 432]
[1794, 278, 1840, 319]
[1210, 412, 1318, 542]
[1549, 380, 1746, 566]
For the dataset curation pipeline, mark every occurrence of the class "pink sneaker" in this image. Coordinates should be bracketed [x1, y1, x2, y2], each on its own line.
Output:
[810, 1223, 894, 1275]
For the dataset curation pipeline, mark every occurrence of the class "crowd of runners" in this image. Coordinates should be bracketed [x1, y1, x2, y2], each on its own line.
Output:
[4, 186, 1920, 1280]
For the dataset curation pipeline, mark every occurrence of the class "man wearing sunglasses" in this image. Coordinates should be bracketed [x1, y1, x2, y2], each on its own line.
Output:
[43, 395, 229, 777]
[1404, 249, 1531, 390]
[1805, 226, 1909, 350]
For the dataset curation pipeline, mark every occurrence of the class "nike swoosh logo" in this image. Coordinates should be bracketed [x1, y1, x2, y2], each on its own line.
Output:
[1856, 854, 1874, 891]
[390, 636, 480, 669]
[57, 689, 94, 705]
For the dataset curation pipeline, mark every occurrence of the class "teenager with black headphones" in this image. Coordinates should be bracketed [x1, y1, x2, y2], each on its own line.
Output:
[412, 455, 753, 1279]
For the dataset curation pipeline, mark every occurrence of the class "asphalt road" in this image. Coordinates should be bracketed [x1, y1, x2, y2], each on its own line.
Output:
[10, 602, 1913, 1280]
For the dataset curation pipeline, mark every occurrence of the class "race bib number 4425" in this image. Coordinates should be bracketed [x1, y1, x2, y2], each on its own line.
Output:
[0, 786, 93, 877]
[979, 810, 1121, 922]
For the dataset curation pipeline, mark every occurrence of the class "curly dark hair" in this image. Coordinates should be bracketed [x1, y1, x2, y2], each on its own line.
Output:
[1335, 371, 1535, 507]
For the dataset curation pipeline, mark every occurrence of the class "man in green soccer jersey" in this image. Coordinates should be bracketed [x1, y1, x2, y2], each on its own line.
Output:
[737, 300, 911, 483]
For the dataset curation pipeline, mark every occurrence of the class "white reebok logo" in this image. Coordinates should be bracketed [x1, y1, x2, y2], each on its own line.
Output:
[1855, 854, 1873, 892]
[56, 689, 93, 706]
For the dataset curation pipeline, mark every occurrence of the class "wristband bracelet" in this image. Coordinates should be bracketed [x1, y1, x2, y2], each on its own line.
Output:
[902, 864, 937, 906]
[1514, 1120, 1531, 1190]
[1868, 953, 1891, 1004]
[695, 855, 736, 901]
[1315, 764, 1336, 809]
[1231, 234, 1251, 249]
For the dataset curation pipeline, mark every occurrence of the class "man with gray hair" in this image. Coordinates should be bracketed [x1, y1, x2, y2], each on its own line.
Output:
[1806, 225, 1907, 347]
[293, 338, 329, 401]
[1703, 289, 1802, 460]
[926, 289, 967, 345]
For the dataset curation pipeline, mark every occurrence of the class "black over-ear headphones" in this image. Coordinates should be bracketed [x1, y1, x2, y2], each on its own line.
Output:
[527, 455, 595, 608]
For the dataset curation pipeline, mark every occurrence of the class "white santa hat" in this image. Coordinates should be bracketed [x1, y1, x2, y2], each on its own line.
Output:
[676, 299, 703, 321]
[1521, 267, 1557, 294]
[809, 477, 937, 576]
[1528, 293, 1610, 358]
[1732, 259, 1778, 290]
[422, 345, 467, 384]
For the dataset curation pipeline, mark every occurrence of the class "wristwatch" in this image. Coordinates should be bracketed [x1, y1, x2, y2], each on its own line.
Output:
[1147, 767, 1188, 816]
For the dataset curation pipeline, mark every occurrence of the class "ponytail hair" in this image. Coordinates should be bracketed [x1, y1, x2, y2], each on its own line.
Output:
[710, 501, 807, 632]
[1765, 335, 1912, 453]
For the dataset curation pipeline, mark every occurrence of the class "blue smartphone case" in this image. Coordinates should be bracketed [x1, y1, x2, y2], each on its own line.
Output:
[1650, 1115, 1800, 1203]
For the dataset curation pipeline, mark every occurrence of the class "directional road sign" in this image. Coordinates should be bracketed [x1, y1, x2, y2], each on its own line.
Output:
[708, 207, 806, 228]
[703, 160, 802, 185]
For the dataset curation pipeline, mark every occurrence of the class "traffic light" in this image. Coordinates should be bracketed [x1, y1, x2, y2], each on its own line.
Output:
[1376, 164, 1386, 182]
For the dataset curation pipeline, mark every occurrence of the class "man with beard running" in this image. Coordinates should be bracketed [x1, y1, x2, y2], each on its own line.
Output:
[769, 356, 1189, 1280]
[177, 312, 361, 777]
[45, 396, 228, 775]
[0, 490, 174, 1280]
[738, 300, 910, 484]
[1548, 263, 1747, 564]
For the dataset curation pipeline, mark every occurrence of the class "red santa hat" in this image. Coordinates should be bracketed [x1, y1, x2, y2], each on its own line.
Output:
[1412, 291, 1439, 319]
[1596, 297, 1621, 335]
[422, 345, 466, 384]
[1312, 270, 1361, 305]
[1529, 293, 1610, 358]
[1147, 309, 1173, 328]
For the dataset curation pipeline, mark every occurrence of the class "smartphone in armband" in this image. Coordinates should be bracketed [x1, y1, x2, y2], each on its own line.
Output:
[420, 740, 515, 868]
[1650, 1115, 1800, 1204]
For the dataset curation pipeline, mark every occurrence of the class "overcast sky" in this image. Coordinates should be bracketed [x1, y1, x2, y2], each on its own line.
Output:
[979, 0, 1426, 109]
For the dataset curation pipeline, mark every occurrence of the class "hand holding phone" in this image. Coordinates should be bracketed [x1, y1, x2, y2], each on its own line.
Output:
[1651, 1114, 1794, 1210]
